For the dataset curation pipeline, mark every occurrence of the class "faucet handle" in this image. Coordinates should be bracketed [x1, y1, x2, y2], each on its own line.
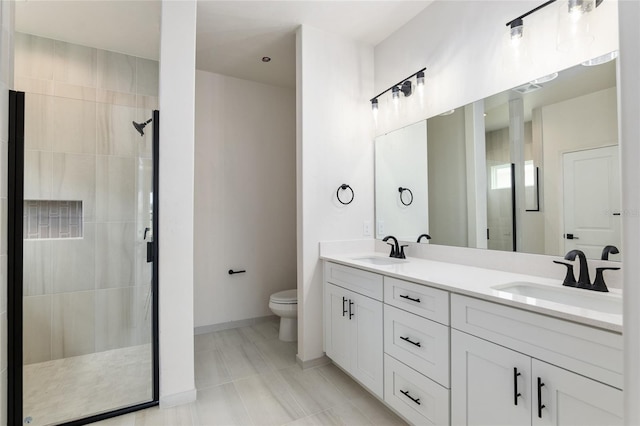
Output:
[592, 267, 620, 292]
[399, 245, 408, 259]
[386, 242, 396, 257]
[553, 260, 577, 287]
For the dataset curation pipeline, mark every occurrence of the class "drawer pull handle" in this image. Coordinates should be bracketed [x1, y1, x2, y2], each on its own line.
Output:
[513, 368, 521, 406]
[400, 389, 421, 405]
[349, 300, 355, 319]
[399, 294, 421, 303]
[400, 336, 421, 347]
[342, 297, 347, 317]
[537, 377, 545, 418]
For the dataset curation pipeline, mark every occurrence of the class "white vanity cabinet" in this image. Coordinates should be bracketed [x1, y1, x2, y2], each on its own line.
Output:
[324, 263, 384, 398]
[451, 294, 623, 426]
[383, 277, 450, 426]
[322, 259, 623, 426]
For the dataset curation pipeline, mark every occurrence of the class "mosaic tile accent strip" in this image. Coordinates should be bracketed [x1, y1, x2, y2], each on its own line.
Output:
[24, 200, 83, 239]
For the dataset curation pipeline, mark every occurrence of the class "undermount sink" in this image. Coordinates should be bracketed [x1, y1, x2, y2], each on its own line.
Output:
[352, 256, 408, 266]
[492, 282, 622, 315]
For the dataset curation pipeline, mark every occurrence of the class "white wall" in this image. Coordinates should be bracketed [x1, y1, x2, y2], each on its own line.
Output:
[375, 120, 428, 241]
[374, 0, 619, 135]
[427, 109, 468, 247]
[619, 1, 640, 422]
[0, 0, 12, 423]
[158, 0, 196, 407]
[296, 25, 374, 362]
[194, 70, 296, 329]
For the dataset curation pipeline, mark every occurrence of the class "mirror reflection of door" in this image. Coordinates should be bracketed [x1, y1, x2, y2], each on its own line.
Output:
[562, 146, 621, 259]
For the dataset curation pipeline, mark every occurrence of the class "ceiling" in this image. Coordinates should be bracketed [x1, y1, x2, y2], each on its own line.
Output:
[15, 1, 162, 61]
[483, 58, 617, 132]
[15, 0, 432, 88]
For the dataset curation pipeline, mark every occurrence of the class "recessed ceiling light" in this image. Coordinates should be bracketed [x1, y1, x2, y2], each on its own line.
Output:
[581, 51, 618, 66]
[529, 72, 558, 85]
[261, 56, 271, 63]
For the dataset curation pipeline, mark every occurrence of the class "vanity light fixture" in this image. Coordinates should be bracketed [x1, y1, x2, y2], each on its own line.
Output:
[510, 18, 524, 45]
[369, 67, 426, 113]
[506, 0, 603, 46]
[392, 86, 400, 100]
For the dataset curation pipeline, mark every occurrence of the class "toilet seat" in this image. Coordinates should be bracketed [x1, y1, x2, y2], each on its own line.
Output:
[270, 289, 297, 304]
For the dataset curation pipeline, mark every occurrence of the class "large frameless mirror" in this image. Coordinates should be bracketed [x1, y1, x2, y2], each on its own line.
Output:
[374, 52, 620, 261]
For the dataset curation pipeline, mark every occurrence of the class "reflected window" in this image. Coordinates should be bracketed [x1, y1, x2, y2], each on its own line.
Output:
[524, 160, 535, 187]
[491, 164, 512, 190]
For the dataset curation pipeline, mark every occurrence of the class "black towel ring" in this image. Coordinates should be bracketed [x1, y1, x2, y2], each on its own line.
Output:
[398, 187, 413, 206]
[337, 184, 354, 205]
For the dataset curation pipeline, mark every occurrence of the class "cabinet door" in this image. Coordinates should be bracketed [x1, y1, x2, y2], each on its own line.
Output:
[324, 283, 351, 369]
[532, 359, 622, 426]
[451, 330, 531, 426]
[350, 291, 384, 398]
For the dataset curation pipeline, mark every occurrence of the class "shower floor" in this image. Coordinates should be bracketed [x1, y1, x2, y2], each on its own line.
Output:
[23, 344, 153, 426]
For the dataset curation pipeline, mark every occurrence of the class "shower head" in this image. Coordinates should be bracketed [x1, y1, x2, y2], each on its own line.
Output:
[132, 118, 153, 136]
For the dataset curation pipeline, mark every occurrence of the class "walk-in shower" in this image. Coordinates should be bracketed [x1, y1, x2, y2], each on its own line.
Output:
[7, 32, 160, 425]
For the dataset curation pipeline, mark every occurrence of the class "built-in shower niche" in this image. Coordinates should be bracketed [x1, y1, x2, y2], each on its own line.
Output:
[23, 200, 83, 239]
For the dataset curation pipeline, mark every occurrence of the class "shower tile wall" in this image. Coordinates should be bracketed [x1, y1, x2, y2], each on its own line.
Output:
[16, 32, 157, 364]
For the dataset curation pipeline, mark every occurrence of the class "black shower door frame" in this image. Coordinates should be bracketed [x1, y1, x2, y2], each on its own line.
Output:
[7, 91, 160, 425]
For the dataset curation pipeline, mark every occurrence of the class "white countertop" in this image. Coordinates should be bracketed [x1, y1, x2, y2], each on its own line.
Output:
[320, 252, 622, 333]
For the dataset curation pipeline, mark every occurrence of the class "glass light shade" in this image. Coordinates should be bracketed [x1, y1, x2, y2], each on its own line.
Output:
[557, 0, 595, 52]
[510, 18, 524, 47]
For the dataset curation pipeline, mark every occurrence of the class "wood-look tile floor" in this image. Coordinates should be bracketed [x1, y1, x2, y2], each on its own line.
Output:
[95, 318, 407, 426]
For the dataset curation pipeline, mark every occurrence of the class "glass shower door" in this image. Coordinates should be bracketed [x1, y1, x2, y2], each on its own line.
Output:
[17, 90, 157, 425]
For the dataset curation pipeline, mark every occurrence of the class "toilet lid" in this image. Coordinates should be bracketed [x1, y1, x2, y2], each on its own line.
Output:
[270, 289, 297, 304]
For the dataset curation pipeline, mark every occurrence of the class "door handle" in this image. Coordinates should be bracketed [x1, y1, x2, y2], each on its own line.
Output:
[348, 300, 354, 319]
[342, 297, 347, 317]
[537, 377, 546, 418]
[513, 368, 522, 405]
[146, 241, 154, 263]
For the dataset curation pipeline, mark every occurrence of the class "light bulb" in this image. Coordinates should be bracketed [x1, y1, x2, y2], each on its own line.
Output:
[510, 18, 524, 47]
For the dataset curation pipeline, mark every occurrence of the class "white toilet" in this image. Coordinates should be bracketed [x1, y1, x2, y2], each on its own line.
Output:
[269, 289, 298, 342]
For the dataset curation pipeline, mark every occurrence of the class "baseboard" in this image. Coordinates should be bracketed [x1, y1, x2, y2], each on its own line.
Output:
[194, 315, 277, 335]
[296, 354, 330, 369]
[160, 388, 197, 408]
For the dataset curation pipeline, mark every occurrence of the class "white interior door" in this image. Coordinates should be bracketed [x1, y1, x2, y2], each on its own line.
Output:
[562, 146, 620, 259]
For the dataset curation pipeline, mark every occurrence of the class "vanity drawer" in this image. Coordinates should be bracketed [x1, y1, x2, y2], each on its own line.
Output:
[384, 304, 449, 388]
[384, 354, 449, 426]
[384, 277, 449, 325]
[324, 262, 383, 301]
[451, 294, 623, 389]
